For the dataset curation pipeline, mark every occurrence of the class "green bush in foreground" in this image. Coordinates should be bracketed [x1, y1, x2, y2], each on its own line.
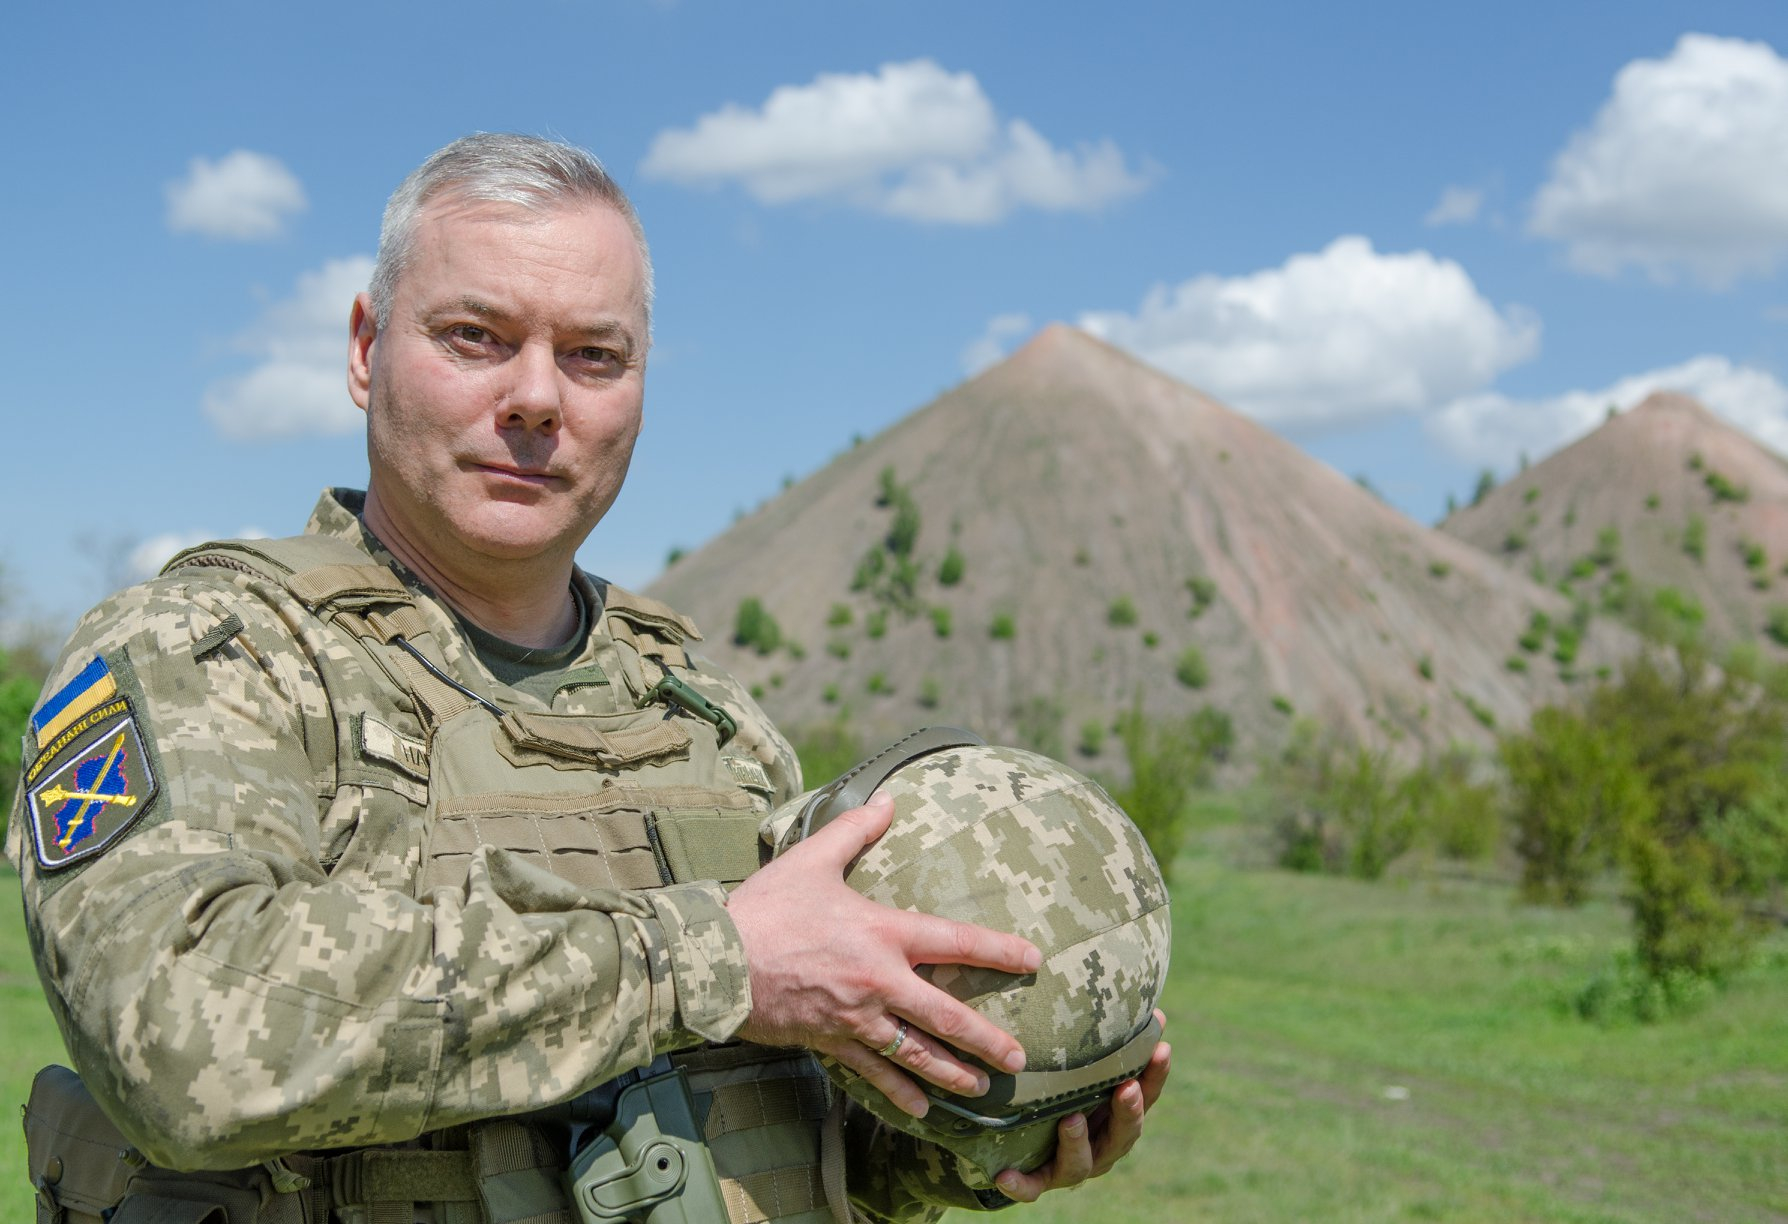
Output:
[1502, 646, 1788, 986]
[1105, 704, 1231, 884]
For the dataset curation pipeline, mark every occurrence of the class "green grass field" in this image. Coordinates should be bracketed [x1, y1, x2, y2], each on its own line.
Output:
[2, 832, 1784, 1224]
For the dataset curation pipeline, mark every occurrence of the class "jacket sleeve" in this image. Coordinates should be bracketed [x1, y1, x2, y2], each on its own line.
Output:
[14, 575, 751, 1171]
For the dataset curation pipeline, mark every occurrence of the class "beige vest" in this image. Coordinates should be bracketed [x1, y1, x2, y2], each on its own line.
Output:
[173, 536, 840, 1224]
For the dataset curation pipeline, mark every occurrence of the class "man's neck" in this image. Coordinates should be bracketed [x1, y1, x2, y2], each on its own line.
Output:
[360, 487, 580, 649]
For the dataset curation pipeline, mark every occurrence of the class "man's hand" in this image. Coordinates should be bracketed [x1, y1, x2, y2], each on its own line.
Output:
[725, 790, 1042, 1117]
[992, 1010, 1171, 1203]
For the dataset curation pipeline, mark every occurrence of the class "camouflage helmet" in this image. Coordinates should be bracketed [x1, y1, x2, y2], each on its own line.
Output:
[773, 727, 1170, 1189]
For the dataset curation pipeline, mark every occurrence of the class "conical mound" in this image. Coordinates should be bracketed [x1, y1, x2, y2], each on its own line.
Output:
[650, 325, 1625, 763]
[1443, 392, 1788, 648]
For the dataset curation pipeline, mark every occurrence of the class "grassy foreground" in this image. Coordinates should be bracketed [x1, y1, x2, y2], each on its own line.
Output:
[1, 845, 1783, 1224]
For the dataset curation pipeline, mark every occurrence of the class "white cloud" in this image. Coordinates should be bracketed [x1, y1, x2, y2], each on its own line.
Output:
[1530, 34, 1788, 286]
[203, 256, 373, 439]
[1425, 185, 1484, 227]
[961, 312, 1034, 374]
[1077, 236, 1539, 427]
[642, 60, 1152, 223]
[166, 150, 308, 241]
[129, 528, 269, 582]
[1429, 355, 1788, 470]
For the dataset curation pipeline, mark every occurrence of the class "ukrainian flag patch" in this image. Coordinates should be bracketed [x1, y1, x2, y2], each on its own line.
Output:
[29, 656, 117, 752]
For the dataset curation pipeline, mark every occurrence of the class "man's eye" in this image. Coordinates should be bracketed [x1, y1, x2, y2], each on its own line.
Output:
[452, 325, 491, 344]
[577, 346, 619, 365]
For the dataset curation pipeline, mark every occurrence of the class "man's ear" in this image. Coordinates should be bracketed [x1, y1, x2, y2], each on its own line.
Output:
[348, 292, 378, 411]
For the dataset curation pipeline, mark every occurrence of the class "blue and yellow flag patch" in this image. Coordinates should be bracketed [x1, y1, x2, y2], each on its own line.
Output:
[29, 656, 117, 752]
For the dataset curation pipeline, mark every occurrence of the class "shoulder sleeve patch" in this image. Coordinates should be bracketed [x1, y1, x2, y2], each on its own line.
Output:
[24, 697, 158, 872]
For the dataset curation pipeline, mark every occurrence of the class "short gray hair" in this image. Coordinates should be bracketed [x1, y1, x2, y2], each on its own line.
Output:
[367, 132, 653, 333]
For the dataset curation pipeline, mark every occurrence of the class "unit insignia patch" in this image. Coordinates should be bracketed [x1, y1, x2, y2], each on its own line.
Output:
[26, 707, 158, 871]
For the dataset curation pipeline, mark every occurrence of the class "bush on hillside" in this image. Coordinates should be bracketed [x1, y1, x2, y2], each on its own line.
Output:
[732, 597, 782, 655]
[937, 546, 965, 587]
[1175, 646, 1209, 689]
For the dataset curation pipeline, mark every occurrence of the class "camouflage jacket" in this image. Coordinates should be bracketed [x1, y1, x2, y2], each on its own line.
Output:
[9, 491, 985, 1222]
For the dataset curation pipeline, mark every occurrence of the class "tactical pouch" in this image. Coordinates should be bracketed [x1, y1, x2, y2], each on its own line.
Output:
[22, 1065, 136, 1224]
[23, 1066, 294, 1224]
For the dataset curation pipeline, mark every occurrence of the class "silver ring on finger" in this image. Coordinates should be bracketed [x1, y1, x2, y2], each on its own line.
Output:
[877, 1019, 909, 1059]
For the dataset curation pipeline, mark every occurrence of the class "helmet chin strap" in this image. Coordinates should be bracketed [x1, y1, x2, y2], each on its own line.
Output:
[796, 725, 986, 840]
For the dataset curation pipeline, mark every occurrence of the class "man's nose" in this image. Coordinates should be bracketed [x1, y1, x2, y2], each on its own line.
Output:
[499, 342, 562, 431]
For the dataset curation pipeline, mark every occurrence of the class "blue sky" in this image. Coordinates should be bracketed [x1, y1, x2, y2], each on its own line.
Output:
[8, 1, 1788, 628]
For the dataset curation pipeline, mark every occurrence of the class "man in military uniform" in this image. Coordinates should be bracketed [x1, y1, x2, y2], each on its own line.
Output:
[12, 134, 1168, 1223]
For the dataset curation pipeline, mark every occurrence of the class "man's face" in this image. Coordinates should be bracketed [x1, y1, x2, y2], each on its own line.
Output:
[348, 196, 648, 574]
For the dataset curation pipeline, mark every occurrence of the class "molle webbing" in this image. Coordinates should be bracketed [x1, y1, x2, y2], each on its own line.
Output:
[702, 1080, 834, 1224]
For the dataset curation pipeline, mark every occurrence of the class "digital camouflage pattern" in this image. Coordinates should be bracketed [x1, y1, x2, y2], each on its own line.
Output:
[7, 490, 998, 1223]
[773, 744, 1171, 1191]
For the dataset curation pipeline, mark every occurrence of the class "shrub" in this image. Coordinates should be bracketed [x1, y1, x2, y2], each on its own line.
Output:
[826, 639, 851, 660]
[664, 546, 686, 567]
[1506, 648, 1788, 983]
[1265, 728, 1421, 880]
[1505, 655, 1528, 674]
[1645, 493, 1660, 510]
[851, 547, 885, 591]
[1417, 655, 1434, 681]
[1143, 631, 1159, 648]
[1739, 537, 1767, 572]
[1704, 469, 1749, 503]
[822, 684, 839, 705]
[827, 603, 853, 627]
[1767, 606, 1788, 647]
[731, 597, 782, 655]
[1471, 469, 1496, 507]
[1523, 487, 1540, 505]
[937, 546, 965, 587]
[929, 605, 953, 638]
[1271, 695, 1294, 715]
[1107, 704, 1230, 883]
[1591, 526, 1621, 568]
[1682, 515, 1706, 562]
[1175, 646, 1209, 689]
[1428, 561, 1452, 579]
[1108, 596, 1138, 627]
[866, 672, 891, 695]
[989, 612, 1016, 640]
[1185, 576, 1217, 618]
[865, 609, 887, 640]
[918, 677, 941, 709]
[1077, 720, 1105, 757]
[1503, 529, 1527, 554]
[1518, 611, 1550, 654]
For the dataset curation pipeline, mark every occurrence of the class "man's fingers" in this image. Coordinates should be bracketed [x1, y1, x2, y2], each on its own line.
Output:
[875, 1022, 991, 1098]
[796, 789, 895, 869]
[900, 909, 1042, 976]
[886, 984, 1028, 1074]
[827, 1040, 929, 1118]
[1139, 1041, 1171, 1111]
[1092, 1080, 1147, 1175]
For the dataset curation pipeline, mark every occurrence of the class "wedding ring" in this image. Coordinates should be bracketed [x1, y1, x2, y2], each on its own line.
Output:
[877, 1019, 909, 1059]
